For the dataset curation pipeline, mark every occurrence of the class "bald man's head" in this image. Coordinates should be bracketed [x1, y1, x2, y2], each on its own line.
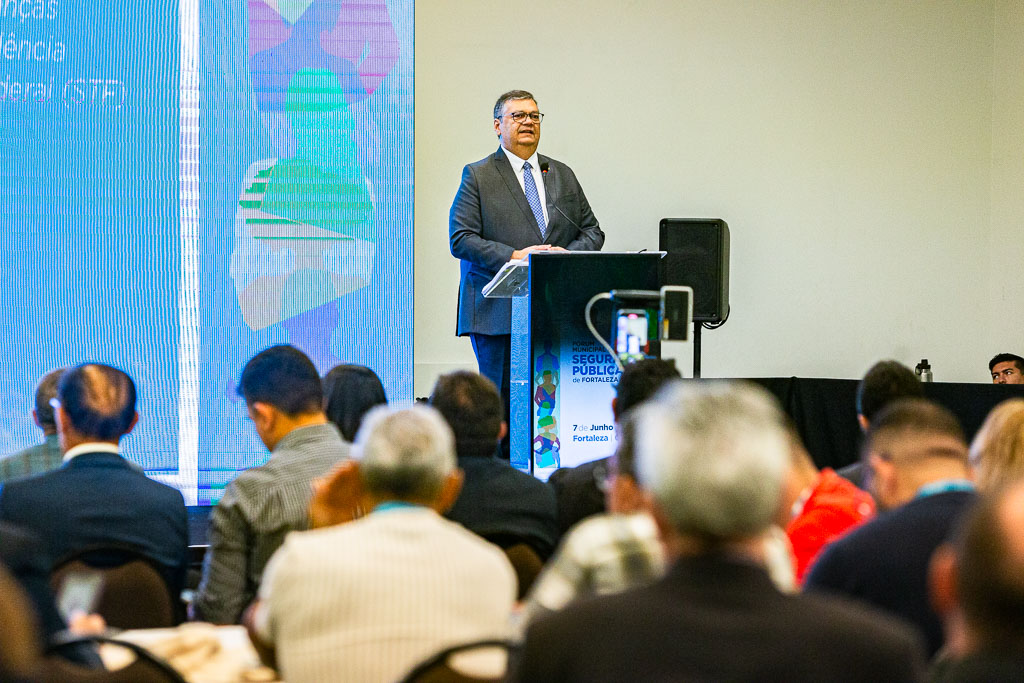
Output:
[57, 364, 137, 442]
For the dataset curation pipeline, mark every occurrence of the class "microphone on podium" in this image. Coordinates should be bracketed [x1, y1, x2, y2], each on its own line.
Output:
[539, 162, 581, 230]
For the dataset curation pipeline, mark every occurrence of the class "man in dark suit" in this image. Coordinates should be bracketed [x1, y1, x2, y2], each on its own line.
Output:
[430, 371, 558, 560]
[449, 89, 605, 454]
[806, 398, 975, 656]
[0, 363, 189, 602]
[513, 381, 926, 682]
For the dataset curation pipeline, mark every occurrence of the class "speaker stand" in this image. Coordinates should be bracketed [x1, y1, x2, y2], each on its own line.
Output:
[693, 322, 702, 378]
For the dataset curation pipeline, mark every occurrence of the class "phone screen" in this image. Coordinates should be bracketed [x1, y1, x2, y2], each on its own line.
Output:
[615, 308, 652, 364]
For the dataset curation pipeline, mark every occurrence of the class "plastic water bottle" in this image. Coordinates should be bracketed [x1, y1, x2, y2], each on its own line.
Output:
[915, 359, 933, 382]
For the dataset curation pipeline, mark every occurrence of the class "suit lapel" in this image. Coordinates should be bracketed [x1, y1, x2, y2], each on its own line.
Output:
[492, 147, 545, 243]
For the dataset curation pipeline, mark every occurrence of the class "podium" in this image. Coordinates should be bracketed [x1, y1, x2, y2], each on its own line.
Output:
[487, 251, 662, 476]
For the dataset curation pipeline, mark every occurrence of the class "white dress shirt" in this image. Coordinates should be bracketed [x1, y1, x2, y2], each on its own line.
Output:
[501, 145, 549, 227]
[63, 442, 120, 462]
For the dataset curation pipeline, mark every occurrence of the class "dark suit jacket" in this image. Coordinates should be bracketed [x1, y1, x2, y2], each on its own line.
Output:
[805, 490, 974, 656]
[513, 554, 926, 683]
[547, 456, 610, 536]
[445, 455, 559, 559]
[449, 147, 605, 336]
[0, 451, 189, 599]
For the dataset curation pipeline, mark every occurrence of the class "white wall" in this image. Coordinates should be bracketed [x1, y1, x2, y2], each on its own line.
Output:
[990, 0, 1024, 355]
[415, 0, 1007, 396]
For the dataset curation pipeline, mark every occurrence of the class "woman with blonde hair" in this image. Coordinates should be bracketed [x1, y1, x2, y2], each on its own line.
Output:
[969, 398, 1024, 491]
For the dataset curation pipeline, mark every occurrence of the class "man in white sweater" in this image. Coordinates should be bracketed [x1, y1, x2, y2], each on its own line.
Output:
[248, 406, 516, 683]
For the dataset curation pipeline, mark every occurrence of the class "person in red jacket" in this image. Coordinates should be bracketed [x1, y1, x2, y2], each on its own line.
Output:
[777, 427, 875, 584]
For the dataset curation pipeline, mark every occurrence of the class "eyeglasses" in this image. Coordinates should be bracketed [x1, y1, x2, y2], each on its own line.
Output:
[503, 111, 544, 123]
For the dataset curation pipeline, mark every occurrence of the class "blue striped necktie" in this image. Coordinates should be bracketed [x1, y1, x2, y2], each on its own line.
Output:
[522, 161, 547, 238]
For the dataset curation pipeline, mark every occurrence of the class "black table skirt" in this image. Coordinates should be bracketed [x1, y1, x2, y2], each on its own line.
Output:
[746, 378, 1024, 471]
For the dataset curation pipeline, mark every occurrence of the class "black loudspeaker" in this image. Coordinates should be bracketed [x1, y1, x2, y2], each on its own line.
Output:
[659, 218, 730, 324]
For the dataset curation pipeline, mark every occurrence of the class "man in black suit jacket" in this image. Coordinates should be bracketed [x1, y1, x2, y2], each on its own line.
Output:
[806, 399, 975, 656]
[430, 371, 558, 560]
[0, 364, 189, 602]
[449, 89, 605, 452]
[513, 381, 925, 682]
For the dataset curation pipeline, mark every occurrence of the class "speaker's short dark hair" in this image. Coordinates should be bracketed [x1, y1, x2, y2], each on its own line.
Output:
[857, 360, 924, 421]
[493, 90, 536, 119]
[953, 486, 1024, 647]
[58, 364, 136, 441]
[238, 345, 323, 416]
[429, 371, 502, 458]
[615, 359, 681, 418]
[323, 364, 387, 442]
[990, 353, 1024, 373]
[34, 368, 66, 430]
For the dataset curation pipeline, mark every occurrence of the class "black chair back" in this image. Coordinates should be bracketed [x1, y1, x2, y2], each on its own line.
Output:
[399, 639, 513, 683]
[50, 545, 181, 629]
[44, 636, 187, 683]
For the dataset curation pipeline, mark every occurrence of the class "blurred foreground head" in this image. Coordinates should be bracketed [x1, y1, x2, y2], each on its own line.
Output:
[355, 406, 463, 509]
[932, 479, 1024, 656]
[857, 360, 923, 431]
[862, 398, 969, 510]
[428, 371, 503, 458]
[635, 381, 789, 548]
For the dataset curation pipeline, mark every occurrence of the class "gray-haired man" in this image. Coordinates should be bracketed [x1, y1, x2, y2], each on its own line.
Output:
[250, 406, 515, 683]
[514, 381, 925, 682]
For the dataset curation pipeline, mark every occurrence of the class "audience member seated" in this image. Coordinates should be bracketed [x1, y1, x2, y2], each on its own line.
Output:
[776, 423, 875, 584]
[0, 368, 66, 483]
[520, 412, 664, 627]
[322, 364, 387, 442]
[195, 345, 350, 625]
[513, 382, 926, 682]
[989, 352, 1024, 385]
[0, 521, 101, 668]
[248, 406, 516, 683]
[547, 359, 680, 535]
[806, 398, 975, 656]
[838, 359, 924, 489]
[930, 480, 1024, 681]
[429, 371, 558, 560]
[0, 363, 189, 604]
[969, 398, 1024, 491]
